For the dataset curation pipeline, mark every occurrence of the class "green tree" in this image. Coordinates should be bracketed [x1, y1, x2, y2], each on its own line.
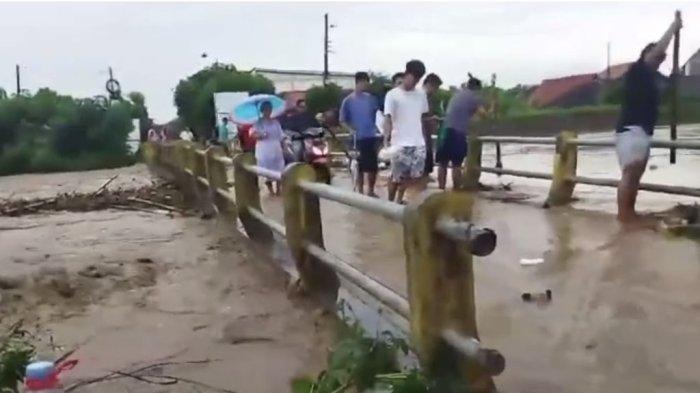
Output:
[305, 83, 344, 115]
[173, 63, 274, 138]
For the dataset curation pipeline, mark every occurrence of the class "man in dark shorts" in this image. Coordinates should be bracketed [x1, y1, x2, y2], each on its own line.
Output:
[422, 73, 443, 177]
[437, 74, 485, 190]
[615, 12, 682, 223]
[340, 72, 381, 196]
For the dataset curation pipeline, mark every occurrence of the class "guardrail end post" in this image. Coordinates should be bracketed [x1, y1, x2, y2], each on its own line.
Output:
[403, 190, 496, 392]
[282, 163, 339, 307]
[232, 152, 273, 243]
[546, 130, 578, 207]
[141, 141, 160, 166]
[462, 136, 483, 191]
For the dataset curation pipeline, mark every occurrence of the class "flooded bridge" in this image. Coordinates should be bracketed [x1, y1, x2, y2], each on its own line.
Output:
[1, 125, 698, 392]
[144, 124, 700, 393]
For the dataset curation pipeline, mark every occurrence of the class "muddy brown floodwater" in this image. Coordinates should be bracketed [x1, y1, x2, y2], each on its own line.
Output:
[0, 165, 335, 393]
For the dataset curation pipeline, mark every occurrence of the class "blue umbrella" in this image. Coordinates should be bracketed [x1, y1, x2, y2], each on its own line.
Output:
[232, 94, 286, 125]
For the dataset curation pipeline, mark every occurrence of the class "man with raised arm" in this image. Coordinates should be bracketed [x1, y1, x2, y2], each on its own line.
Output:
[615, 11, 682, 223]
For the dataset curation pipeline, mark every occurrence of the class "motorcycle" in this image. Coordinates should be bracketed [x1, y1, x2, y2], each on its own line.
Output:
[281, 127, 332, 184]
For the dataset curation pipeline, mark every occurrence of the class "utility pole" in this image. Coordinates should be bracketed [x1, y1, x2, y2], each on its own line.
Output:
[323, 13, 329, 86]
[670, 10, 681, 164]
[15, 64, 20, 95]
[606, 42, 611, 81]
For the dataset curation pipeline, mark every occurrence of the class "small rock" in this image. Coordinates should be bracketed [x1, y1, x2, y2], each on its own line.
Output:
[78, 264, 123, 279]
[0, 275, 24, 290]
[51, 279, 76, 298]
[38, 266, 68, 277]
[44, 254, 50, 259]
[585, 342, 597, 350]
[136, 257, 154, 264]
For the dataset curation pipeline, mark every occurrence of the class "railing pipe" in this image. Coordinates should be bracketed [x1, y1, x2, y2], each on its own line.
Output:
[305, 242, 410, 318]
[435, 218, 497, 257]
[299, 180, 405, 222]
[243, 164, 282, 181]
[441, 329, 506, 376]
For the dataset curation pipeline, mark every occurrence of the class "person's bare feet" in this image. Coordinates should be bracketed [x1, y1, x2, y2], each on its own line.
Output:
[619, 213, 657, 230]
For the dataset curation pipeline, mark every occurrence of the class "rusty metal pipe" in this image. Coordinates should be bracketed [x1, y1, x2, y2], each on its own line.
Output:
[441, 329, 505, 376]
[435, 218, 497, 257]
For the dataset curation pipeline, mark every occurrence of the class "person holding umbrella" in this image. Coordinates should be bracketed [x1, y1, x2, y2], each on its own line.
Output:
[251, 100, 285, 195]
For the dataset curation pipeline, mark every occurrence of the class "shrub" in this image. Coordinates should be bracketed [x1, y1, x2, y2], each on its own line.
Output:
[305, 83, 344, 115]
[0, 88, 140, 176]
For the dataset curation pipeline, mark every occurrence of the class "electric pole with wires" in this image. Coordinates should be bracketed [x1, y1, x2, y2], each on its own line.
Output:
[323, 13, 337, 86]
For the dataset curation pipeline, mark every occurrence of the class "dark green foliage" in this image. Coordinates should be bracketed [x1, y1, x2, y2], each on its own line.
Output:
[0, 323, 35, 393]
[291, 301, 463, 393]
[305, 83, 344, 116]
[173, 63, 274, 137]
[0, 88, 139, 176]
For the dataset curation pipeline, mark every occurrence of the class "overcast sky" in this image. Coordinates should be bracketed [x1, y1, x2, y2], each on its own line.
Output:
[1, 1, 699, 122]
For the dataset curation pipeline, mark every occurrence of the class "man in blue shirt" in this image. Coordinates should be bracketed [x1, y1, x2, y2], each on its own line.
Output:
[340, 72, 381, 196]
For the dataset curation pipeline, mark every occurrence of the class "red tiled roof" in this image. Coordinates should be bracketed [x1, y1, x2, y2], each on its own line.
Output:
[529, 73, 598, 107]
[598, 62, 634, 80]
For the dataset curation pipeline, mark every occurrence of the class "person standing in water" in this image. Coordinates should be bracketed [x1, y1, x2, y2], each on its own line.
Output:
[383, 60, 429, 204]
[615, 12, 682, 223]
[437, 74, 487, 190]
[422, 73, 443, 178]
[252, 101, 285, 195]
[340, 72, 381, 196]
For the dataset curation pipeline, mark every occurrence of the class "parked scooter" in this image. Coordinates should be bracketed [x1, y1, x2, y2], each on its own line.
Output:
[281, 127, 332, 184]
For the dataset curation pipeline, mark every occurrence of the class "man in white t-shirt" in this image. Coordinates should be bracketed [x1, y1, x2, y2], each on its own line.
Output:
[383, 60, 429, 204]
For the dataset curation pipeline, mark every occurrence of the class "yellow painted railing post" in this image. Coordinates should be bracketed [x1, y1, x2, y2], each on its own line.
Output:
[232, 152, 273, 243]
[206, 146, 236, 217]
[462, 136, 483, 191]
[546, 130, 577, 206]
[282, 163, 339, 306]
[403, 191, 495, 392]
[141, 141, 160, 166]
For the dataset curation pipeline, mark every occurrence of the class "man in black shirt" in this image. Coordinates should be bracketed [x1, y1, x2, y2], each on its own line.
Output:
[279, 99, 320, 132]
[615, 11, 682, 224]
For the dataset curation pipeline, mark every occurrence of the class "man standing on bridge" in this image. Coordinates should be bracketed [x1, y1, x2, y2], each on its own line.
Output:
[340, 72, 381, 197]
[615, 11, 682, 223]
[383, 60, 429, 204]
[437, 74, 487, 190]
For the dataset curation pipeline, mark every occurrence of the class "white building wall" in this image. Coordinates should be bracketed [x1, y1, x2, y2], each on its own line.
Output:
[255, 71, 354, 92]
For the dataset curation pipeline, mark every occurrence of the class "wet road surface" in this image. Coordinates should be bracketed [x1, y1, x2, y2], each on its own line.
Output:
[257, 159, 700, 392]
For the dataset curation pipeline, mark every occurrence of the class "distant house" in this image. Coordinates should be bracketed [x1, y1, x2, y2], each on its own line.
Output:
[251, 68, 355, 92]
[529, 73, 600, 108]
[530, 62, 638, 108]
[683, 49, 700, 76]
[598, 62, 634, 81]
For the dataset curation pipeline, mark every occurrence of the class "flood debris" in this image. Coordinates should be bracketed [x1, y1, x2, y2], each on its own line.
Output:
[521, 289, 552, 303]
[0, 180, 191, 217]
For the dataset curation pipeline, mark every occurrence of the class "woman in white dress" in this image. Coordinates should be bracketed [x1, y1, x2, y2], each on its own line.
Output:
[252, 101, 285, 195]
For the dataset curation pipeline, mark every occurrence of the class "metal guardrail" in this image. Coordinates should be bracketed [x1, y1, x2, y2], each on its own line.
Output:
[298, 180, 405, 222]
[467, 131, 700, 205]
[144, 141, 503, 390]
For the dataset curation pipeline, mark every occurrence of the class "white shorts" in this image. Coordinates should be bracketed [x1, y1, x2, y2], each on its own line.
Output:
[616, 126, 651, 168]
